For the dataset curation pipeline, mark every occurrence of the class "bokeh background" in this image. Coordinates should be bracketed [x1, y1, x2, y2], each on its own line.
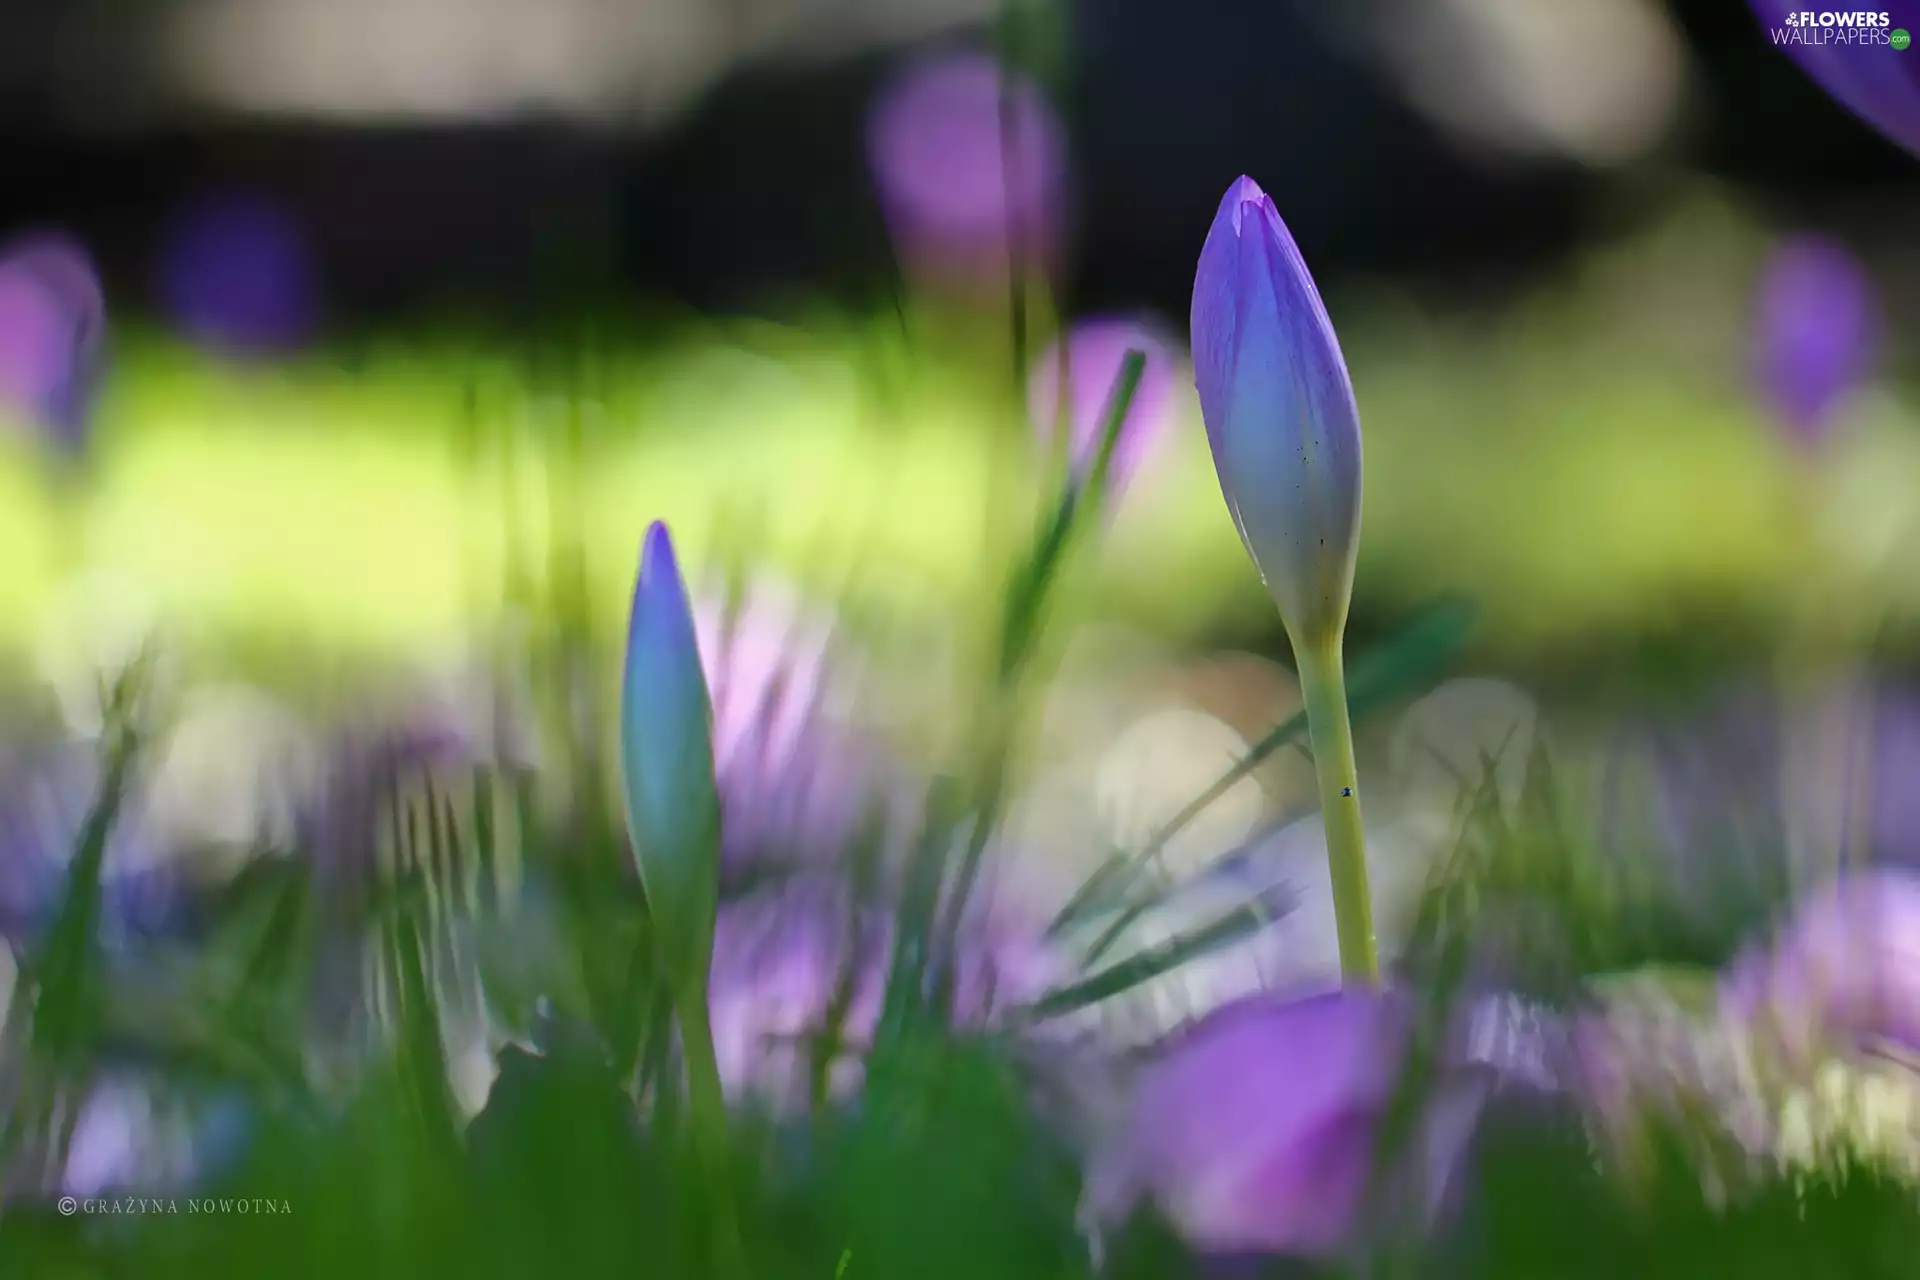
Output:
[5, 3, 1920, 1273]
[3, 0, 1916, 705]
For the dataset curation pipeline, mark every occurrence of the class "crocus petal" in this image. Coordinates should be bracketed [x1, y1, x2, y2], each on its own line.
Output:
[1192, 176, 1362, 646]
[1751, 2, 1920, 157]
[1085, 989, 1419, 1257]
[1728, 868, 1920, 1066]
[620, 522, 721, 989]
[1755, 234, 1877, 448]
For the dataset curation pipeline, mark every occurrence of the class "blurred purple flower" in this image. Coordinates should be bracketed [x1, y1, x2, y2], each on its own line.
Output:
[1754, 235, 1877, 448]
[703, 873, 1069, 1112]
[60, 1077, 251, 1199]
[157, 194, 318, 356]
[1081, 989, 1489, 1260]
[1750, 2, 1920, 158]
[691, 577, 915, 877]
[866, 52, 1069, 289]
[1722, 868, 1920, 1070]
[0, 231, 104, 455]
[1027, 316, 1180, 494]
[1870, 686, 1920, 863]
[1562, 975, 1777, 1185]
[1592, 688, 1790, 922]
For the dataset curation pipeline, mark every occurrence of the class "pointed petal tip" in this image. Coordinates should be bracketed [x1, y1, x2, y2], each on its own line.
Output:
[1219, 175, 1273, 234]
[640, 520, 677, 577]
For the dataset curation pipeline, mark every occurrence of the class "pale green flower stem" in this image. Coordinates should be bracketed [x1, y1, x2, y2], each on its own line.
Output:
[674, 987, 750, 1279]
[1295, 635, 1380, 984]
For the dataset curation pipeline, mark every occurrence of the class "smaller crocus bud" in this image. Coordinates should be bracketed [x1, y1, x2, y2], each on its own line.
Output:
[1191, 175, 1362, 651]
[620, 522, 722, 994]
[1755, 235, 1877, 450]
[1027, 316, 1179, 496]
[1750, 2, 1920, 159]
[0, 231, 105, 457]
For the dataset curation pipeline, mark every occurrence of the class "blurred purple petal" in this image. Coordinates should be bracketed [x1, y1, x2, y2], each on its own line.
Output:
[866, 52, 1070, 289]
[1083, 989, 1483, 1259]
[1723, 868, 1920, 1068]
[1869, 684, 1920, 864]
[0, 231, 104, 455]
[703, 872, 1068, 1113]
[691, 577, 917, 876]
[1027, 316, 1180, 494]
[157, 194, 319, 356]
[1751, 3, 1920, 157]
[1754, 234, 1877, 448]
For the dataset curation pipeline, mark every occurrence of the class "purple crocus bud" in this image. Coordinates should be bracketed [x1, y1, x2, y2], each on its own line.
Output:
[1750, 3, 1920, 158]
[1192, 176, 1363, 650]
[620, 522, 721, 997]
[1755, 235, 1877, 448]
[1027, 316, 1180, 495]
[866, 52, 1069, 291]
[0, 231, 104, 456]
[1081, 989, 1487, 1260]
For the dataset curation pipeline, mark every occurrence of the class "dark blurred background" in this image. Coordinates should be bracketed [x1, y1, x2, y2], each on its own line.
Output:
[0, 0, 1910, 331]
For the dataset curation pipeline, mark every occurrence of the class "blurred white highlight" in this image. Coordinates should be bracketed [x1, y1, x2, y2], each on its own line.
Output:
[161, 0, 993, 123]
[1375, 0, 1686, 167]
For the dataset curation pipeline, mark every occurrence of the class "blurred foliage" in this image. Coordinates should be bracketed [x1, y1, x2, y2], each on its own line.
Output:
[1, 196, 1917, 696]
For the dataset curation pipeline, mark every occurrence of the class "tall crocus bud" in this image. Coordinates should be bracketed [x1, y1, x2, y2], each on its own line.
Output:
[620, 521, 721, 992]
[1755, 235, 1877, 450]
[1193, 175, 1361, 647]
[1191, 175, 1376, 982]
[619, 520, 745, 1276]
[0, 231, 105, 458]
[1750, 2, 1920, 159]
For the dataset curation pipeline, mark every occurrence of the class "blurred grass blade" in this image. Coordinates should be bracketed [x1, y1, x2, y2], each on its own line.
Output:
[1047, 597, 1480, 938]
[1018, 887, 1294, 1024]
[932, 353, 1145, 1012]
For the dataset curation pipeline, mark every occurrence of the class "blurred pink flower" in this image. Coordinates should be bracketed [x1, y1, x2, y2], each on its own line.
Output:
[1082, 989, 1488, 1260]
[1754, 234, 1877, 449]
[866, 51, 1070, 290]
[0, 231, 104, 455]
[691, 578, 913, 875]
[704, 872, 1071, 1112]
[1027, 316, 1180, 495]
[1722, 867, 1920, 1070]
